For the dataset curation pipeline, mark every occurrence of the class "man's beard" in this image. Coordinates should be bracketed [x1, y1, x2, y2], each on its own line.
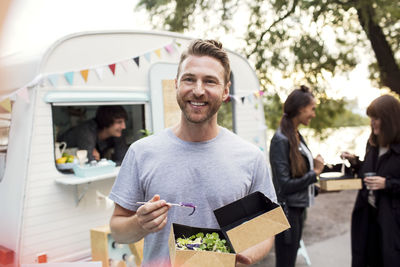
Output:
[177, 96, 222, 124]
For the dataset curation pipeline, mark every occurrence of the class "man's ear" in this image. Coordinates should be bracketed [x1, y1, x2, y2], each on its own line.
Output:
[222, 81, 231, 101]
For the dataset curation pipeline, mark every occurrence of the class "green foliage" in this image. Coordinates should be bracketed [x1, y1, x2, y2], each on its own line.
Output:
[139, 129, 153, 138]
[309, 94, 346, 134]
[217, 100, 233, 131]
[136, 0, 399, 93]
[331, 110, 369, 128]
[136, 0, 399, 132]
[263, 93, 283, 130]
[263, 92, 368, 135]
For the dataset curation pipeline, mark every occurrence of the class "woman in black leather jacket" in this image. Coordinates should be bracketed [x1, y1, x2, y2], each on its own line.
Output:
[269, 85, 324, 267]
[342, 95, 400, 267]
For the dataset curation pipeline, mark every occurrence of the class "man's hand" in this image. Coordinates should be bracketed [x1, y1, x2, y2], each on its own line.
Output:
[236, 254, 252, 266]
[110, 194, 170, 244]
[92, 148, 100, 161]
[235, 237, 274, 267]
[136, 195, 171, 234]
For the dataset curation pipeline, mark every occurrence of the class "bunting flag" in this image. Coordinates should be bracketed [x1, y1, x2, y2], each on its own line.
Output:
[232, 95, 241, 103]
[144, 52, 151, 63]
[80, 70, 89, 82]
[164, 44, 174, 54]
[133, 57, 140, 67]
[120, 60, 130, 72]
[16, 87, 30, 103]
[64, 72, 74, 85]
[95, 67, 104, 80]
[247, 94, 254, 104]
[0, 98, 12, 112]
[253, 136, 260, 144]
[48, 74, 59, 87]
[154, 49, 161, 59]
[108, 64, 116, 75]
[0, 74, 42, 112]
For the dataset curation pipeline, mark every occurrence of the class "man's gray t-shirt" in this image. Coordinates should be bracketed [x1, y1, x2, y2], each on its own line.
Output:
[109, 127, 277, 266]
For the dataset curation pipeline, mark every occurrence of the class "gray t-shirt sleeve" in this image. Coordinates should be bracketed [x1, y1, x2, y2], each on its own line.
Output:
[250, 152, 277, 203]
[109, 146, 144, 211]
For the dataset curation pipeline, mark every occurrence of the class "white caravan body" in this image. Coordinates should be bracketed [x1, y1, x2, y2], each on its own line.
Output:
[0, 30, 267, 265]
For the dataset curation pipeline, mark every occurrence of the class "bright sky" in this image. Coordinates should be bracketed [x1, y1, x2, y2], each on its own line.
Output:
[0, 0, 383, 113]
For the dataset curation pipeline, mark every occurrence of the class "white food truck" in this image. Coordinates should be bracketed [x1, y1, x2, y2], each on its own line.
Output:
[0, 30, 268, 266]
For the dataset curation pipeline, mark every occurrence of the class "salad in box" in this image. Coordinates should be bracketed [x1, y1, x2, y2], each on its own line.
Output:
[169, 191, 290, 267]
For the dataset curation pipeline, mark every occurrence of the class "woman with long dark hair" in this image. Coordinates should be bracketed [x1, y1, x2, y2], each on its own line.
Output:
[269, 85, 324, 267]
[342, 95, 400, 267]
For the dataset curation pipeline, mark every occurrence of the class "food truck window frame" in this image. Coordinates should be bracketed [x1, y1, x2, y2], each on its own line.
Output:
[0, 112, 11, 182]
[45, 90, 150, 173]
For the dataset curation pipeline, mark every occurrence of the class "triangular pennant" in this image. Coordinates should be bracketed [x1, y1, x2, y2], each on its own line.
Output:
[120, 60, 130, 72]
[175, 41, 182, 47]
[164, 44, 174, 54]
[80, 70, 89, 82]
[144, 52, 151, 62]
[64, 72, 74, 85]
[133, 57, 140, 67]
[247, 94, 254, 104]
[0, 98, 12, 112]
[95, 67, 104, 80]
[9, 94, 16, 101]
[17, 87, 30, 103]
[154, 49, 161, 58]
[232, 95, 241, 103]
[258, 90, 264, 96]
[48, 74, 59, 87]
[241, 96, 246, 104]
[108, 64, 116, 75]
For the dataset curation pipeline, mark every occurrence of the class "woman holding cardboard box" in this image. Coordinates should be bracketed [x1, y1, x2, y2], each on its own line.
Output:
[341, 95, 400, 267]
[269, 86, 324, 267]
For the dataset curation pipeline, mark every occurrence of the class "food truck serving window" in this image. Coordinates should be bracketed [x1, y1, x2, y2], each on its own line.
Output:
[51, 103, 146, 172]
[45, 90, 149, 172]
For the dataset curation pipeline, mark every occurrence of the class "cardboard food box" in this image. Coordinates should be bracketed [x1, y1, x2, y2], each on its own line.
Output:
[318, 172, 362, 191]
[319, 178, 362, 191]
[169, 191, 290, 267]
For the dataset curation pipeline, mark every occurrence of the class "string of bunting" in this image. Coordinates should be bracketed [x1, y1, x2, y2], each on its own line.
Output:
[46, 41, 180, 87]
[224, 90, 264, 104]
[0, 40, 182, 113]
[0, 38, 266, 112]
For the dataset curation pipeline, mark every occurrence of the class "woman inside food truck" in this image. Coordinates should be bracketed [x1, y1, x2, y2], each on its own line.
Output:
[57, 105, 129, 165]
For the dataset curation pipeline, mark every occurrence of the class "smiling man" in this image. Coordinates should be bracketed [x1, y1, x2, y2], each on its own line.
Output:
[108, 39, 277, 267]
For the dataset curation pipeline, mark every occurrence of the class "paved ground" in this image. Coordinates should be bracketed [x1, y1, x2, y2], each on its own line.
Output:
[253, 189, 358, 266]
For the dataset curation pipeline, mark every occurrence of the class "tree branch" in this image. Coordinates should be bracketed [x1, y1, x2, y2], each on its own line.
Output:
[246, 0, 299, 58]
[356, 2, 400, 94]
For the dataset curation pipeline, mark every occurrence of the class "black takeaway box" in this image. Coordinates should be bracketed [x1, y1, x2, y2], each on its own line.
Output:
[168, 191, 290, 267]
